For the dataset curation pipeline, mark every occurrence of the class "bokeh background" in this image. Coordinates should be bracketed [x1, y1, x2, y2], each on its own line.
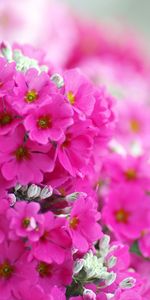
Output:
[64, 0, 149, 39]
[0, 0, 149, 45]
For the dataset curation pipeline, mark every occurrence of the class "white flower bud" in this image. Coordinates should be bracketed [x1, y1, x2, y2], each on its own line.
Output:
[27, 184, 41, 199]
[119, 277, 136, 289]
[13, 49, 47, 73]
[21, 185, 28, 193]
[0, 42, 13, 61]
[109, 245, 118, 253]
[15, 183, 22, 191]
[99, 235, 110, 249]
[105, 272, 116, 286]
[73, 259, 84, 274]
[99, 235, 110, 257]
[66, 192, 86, 201]
[50, 73, 64, 88]
[83, 251, 107, 279]
[107, 256, 117, 268]
[9, 194, 16, 207]
[106, 293, 115, 299]
[40, 186, 53, 199]
[83, 289, 96, 300]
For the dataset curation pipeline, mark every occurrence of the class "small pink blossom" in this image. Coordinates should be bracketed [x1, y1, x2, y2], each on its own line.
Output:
[63, 68, 95, 118]
[58, 120, 94, 176]
[13, 68, 55, 114]
[102, 185, 150, 241]
[35, 258, 72, 292]
[0, 125, 55, 184]
[24, 94, 73, 144]
[32, 211, 72, 264]
[0, 57, 15, 97]
[67, 196, 102, 252]
[8, 201, 44, 242]
[0, 241, 37, 300]
[0, 97, 21, 135]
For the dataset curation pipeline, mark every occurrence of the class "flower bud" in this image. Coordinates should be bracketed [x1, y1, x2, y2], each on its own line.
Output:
[51, 73, 64, 88]
[105, 272, 116, 286]
[21, 185, 28, 193]
[0, 42, 12, 61]
[27, 184, 41, 199]
[99, 235, 110, 257]
[40, 185, 53, 199]
[106, 293, 115, 299]
[8, 194, 16, 207]
[15, 183, 22, 191]
[83, 289, 96, 300]
[119, 277, 136, 289]
[107, 255, 117, 268]
[73, 259, 84, 274]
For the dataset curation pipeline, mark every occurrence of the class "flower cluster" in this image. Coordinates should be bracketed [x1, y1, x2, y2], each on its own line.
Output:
[0, 2, 150, 299]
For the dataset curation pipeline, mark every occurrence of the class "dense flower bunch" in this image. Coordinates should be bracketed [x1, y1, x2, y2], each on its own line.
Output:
[0, 42, 147, 300]
[0, 2, 150, 300]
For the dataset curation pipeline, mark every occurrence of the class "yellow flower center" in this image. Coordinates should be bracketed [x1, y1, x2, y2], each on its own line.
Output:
[0, 261, 14, 279]
[25, 90, 38, 103]
[0, 113, 12, 126]
[115, 209, 129, 223]
[67, 91, 75, 105]
[124, 168, 137, 181]
[22, 218, 30, 228]
[130, 119, 140, 133]
[37, 262, 52, 277]
[14, 145, 30, 161]
[69, 216, 79, 229]
[37, 115, 52, 129]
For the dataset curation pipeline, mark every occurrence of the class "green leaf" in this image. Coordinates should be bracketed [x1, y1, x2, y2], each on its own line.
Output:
[130, 240, 142, 256]
[66, 280, 84, 299]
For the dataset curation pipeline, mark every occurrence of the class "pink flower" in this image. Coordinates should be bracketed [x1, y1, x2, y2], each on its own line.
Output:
[90, 88, 115, 161]
[0, 199, 9, 244]
[24, 94, 73, 144]
[8, 201, 44, 242]
[70, 292, 107, 300]
[102, 184, 150, 241]
[0, 170, 15, 197]
[114, 290, 142, 300]
[103, 153, 150, 189]
[35, 258, 72, 292]
[0, 57, 15, 97]
[63, 68, 95, 118]
[91, 88, 114, 130]
[67, 196, 102, 252]
[116, 101, 150, 150]
[17, 283, 52, 300]
[0, 241, 37, 300]
[107, 242, 130, 272]
[13, 68, 55, 114]
[58, 120, 93, 176]
[0, 97, 21, 135]
[50, 285, 66, 300]
[12, 43, 49, 67]
[31, 211, 72, 264]
[18, 283, 66, 300]
[0, 125, 55, 184]
[43, 159, 70, 190]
